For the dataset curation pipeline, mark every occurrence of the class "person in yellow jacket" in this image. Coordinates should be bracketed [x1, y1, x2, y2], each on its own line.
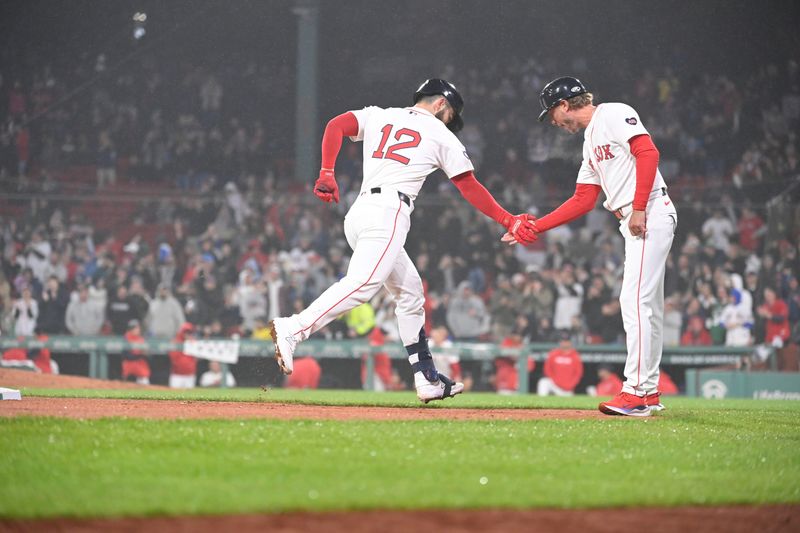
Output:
[345, 302, 376, 339]
[251, 315, 272, 341]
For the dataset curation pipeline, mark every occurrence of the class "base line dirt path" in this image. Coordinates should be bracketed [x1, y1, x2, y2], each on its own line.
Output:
[1, 396, 602, 421]
[0, 368, 602, 421]
[1, 506, 797, 533]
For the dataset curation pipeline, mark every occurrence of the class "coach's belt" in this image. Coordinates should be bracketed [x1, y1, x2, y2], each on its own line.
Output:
[370, 187, 411, 207]
[612, 188, 667, 220]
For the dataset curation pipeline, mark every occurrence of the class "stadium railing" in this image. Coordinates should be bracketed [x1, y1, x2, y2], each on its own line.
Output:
[0, 336, 766, 393]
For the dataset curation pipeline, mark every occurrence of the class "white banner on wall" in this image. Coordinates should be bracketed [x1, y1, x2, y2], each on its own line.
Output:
[184, 339, 240, 364]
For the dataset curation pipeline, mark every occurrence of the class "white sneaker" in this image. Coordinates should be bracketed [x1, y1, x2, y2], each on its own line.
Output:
[416, 376, 465, 404]
[645, 392, 666, 412]
[268, 318, 298, 375]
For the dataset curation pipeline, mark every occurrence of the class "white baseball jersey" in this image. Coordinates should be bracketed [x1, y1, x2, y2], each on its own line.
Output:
[349, 106, 474, 199]
[576, 103, 667, 211]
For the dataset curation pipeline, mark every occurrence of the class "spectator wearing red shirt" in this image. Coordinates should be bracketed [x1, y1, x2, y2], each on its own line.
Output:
[492, 334, 535, 395]
[2, 345, 34, 370]
[588, 366, 623, 397]
[29, 332, 55, 374]
[537, 332, 583, 396]
[757, 287, 791, 347]
[681, 316, 713, 346]
[360, 327, 402, 391]
[235, 239, 270, 273]
[169, 323, 198, 388]
[1, 332, 55, 373]
[286, 357, 322, 389]
[737, 206, 765, 253]
[122, 319, 150, 384]
[658, 370, 679, 395]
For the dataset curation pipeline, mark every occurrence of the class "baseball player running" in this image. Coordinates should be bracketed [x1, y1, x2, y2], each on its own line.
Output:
[519, 76, 677, 416]
[270, 79, 537, 403]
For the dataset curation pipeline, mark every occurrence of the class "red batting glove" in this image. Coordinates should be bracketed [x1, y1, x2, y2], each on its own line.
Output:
[314, 169, 339, 203]
[501, 213, 538, 245]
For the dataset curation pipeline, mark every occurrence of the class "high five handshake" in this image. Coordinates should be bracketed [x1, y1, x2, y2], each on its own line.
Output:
[499, 212, 538, 246]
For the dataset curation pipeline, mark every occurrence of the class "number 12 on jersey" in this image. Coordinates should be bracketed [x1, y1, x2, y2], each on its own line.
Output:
[372, 124, 421, 165]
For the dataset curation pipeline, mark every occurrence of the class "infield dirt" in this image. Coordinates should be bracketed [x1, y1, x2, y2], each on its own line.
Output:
[1, 368, 603, 421]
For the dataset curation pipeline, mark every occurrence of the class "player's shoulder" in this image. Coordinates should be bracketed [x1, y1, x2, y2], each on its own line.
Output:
[364, 105, 427, 122]
[353, 105, 385, 118]
[599, 102, 640, 119]
[596, 102, 645, 132]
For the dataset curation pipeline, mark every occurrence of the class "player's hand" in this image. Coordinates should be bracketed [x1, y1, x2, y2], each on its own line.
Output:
[628, 210, 646, 237]
[313, 169, 339, 203]
[500, 232, 518, 246]
[501, 213, 538, 245]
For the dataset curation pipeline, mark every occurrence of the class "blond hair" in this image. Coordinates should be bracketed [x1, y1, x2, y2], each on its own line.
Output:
[566, 92, 594, 111]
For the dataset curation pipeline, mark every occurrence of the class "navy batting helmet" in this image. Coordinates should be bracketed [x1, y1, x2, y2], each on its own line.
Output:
[537, 76, 588, 122]
[414, 78, 464, 132]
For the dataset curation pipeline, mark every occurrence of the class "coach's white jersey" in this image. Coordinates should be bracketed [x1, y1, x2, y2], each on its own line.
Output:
[349, 106, 474, 199]
[576, 102, 667, 211]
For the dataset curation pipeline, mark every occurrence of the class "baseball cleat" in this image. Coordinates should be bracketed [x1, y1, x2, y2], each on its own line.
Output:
[268, 318, 297, 375]
[416, 374, 464, 404]
[598, 392, 651, 417]
[645, 392, 666, 412]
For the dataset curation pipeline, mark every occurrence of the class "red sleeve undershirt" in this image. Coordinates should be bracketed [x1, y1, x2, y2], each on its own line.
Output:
[535, 184, 601, 232]
[451, 171, 511, 226]
[629, 134, 660, 211]
[320, 112, 359, 169]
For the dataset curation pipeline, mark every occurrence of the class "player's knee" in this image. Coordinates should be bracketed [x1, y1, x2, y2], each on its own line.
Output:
[360, 280, 384, 299]
[395, 292, 424, 315]
[345, 275, 382, 292]
[620, 296, 656, 318]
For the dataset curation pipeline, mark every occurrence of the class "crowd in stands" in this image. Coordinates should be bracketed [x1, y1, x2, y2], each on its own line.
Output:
[1, 38, 799, 388]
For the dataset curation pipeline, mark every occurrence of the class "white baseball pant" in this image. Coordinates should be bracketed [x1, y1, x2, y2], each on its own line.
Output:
[536, 377, 575, 396]
[169, 374, 197, 389]
[619, 191, 677, 395]
[289, 190, 426, 348]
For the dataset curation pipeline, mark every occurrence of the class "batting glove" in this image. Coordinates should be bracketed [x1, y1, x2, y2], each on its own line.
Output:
[314, 168, 340, 203]
[501, 213, 538, 245]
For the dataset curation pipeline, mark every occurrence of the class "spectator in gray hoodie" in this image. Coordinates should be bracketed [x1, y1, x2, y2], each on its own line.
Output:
[65, 285, 105, 335]
[147, 283, 186, 338]
[446, 281, 491, 340]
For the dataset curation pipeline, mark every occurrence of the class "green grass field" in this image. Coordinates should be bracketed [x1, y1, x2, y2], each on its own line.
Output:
[2, 389, 799, 518]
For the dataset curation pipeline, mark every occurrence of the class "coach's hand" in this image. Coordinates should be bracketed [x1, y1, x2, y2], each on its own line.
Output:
[501, 213, 538, 246]
[314, 168, 340, 203]
[629, 209, 646, 237]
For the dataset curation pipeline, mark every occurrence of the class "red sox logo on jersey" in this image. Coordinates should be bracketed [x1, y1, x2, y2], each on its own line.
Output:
[593, 144, 614, 162]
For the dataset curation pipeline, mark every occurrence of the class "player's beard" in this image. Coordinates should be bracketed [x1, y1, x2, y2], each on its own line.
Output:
[435, 107, 450, 125]
[553, 110, 581, 134]
[558, 116, 580, 134]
